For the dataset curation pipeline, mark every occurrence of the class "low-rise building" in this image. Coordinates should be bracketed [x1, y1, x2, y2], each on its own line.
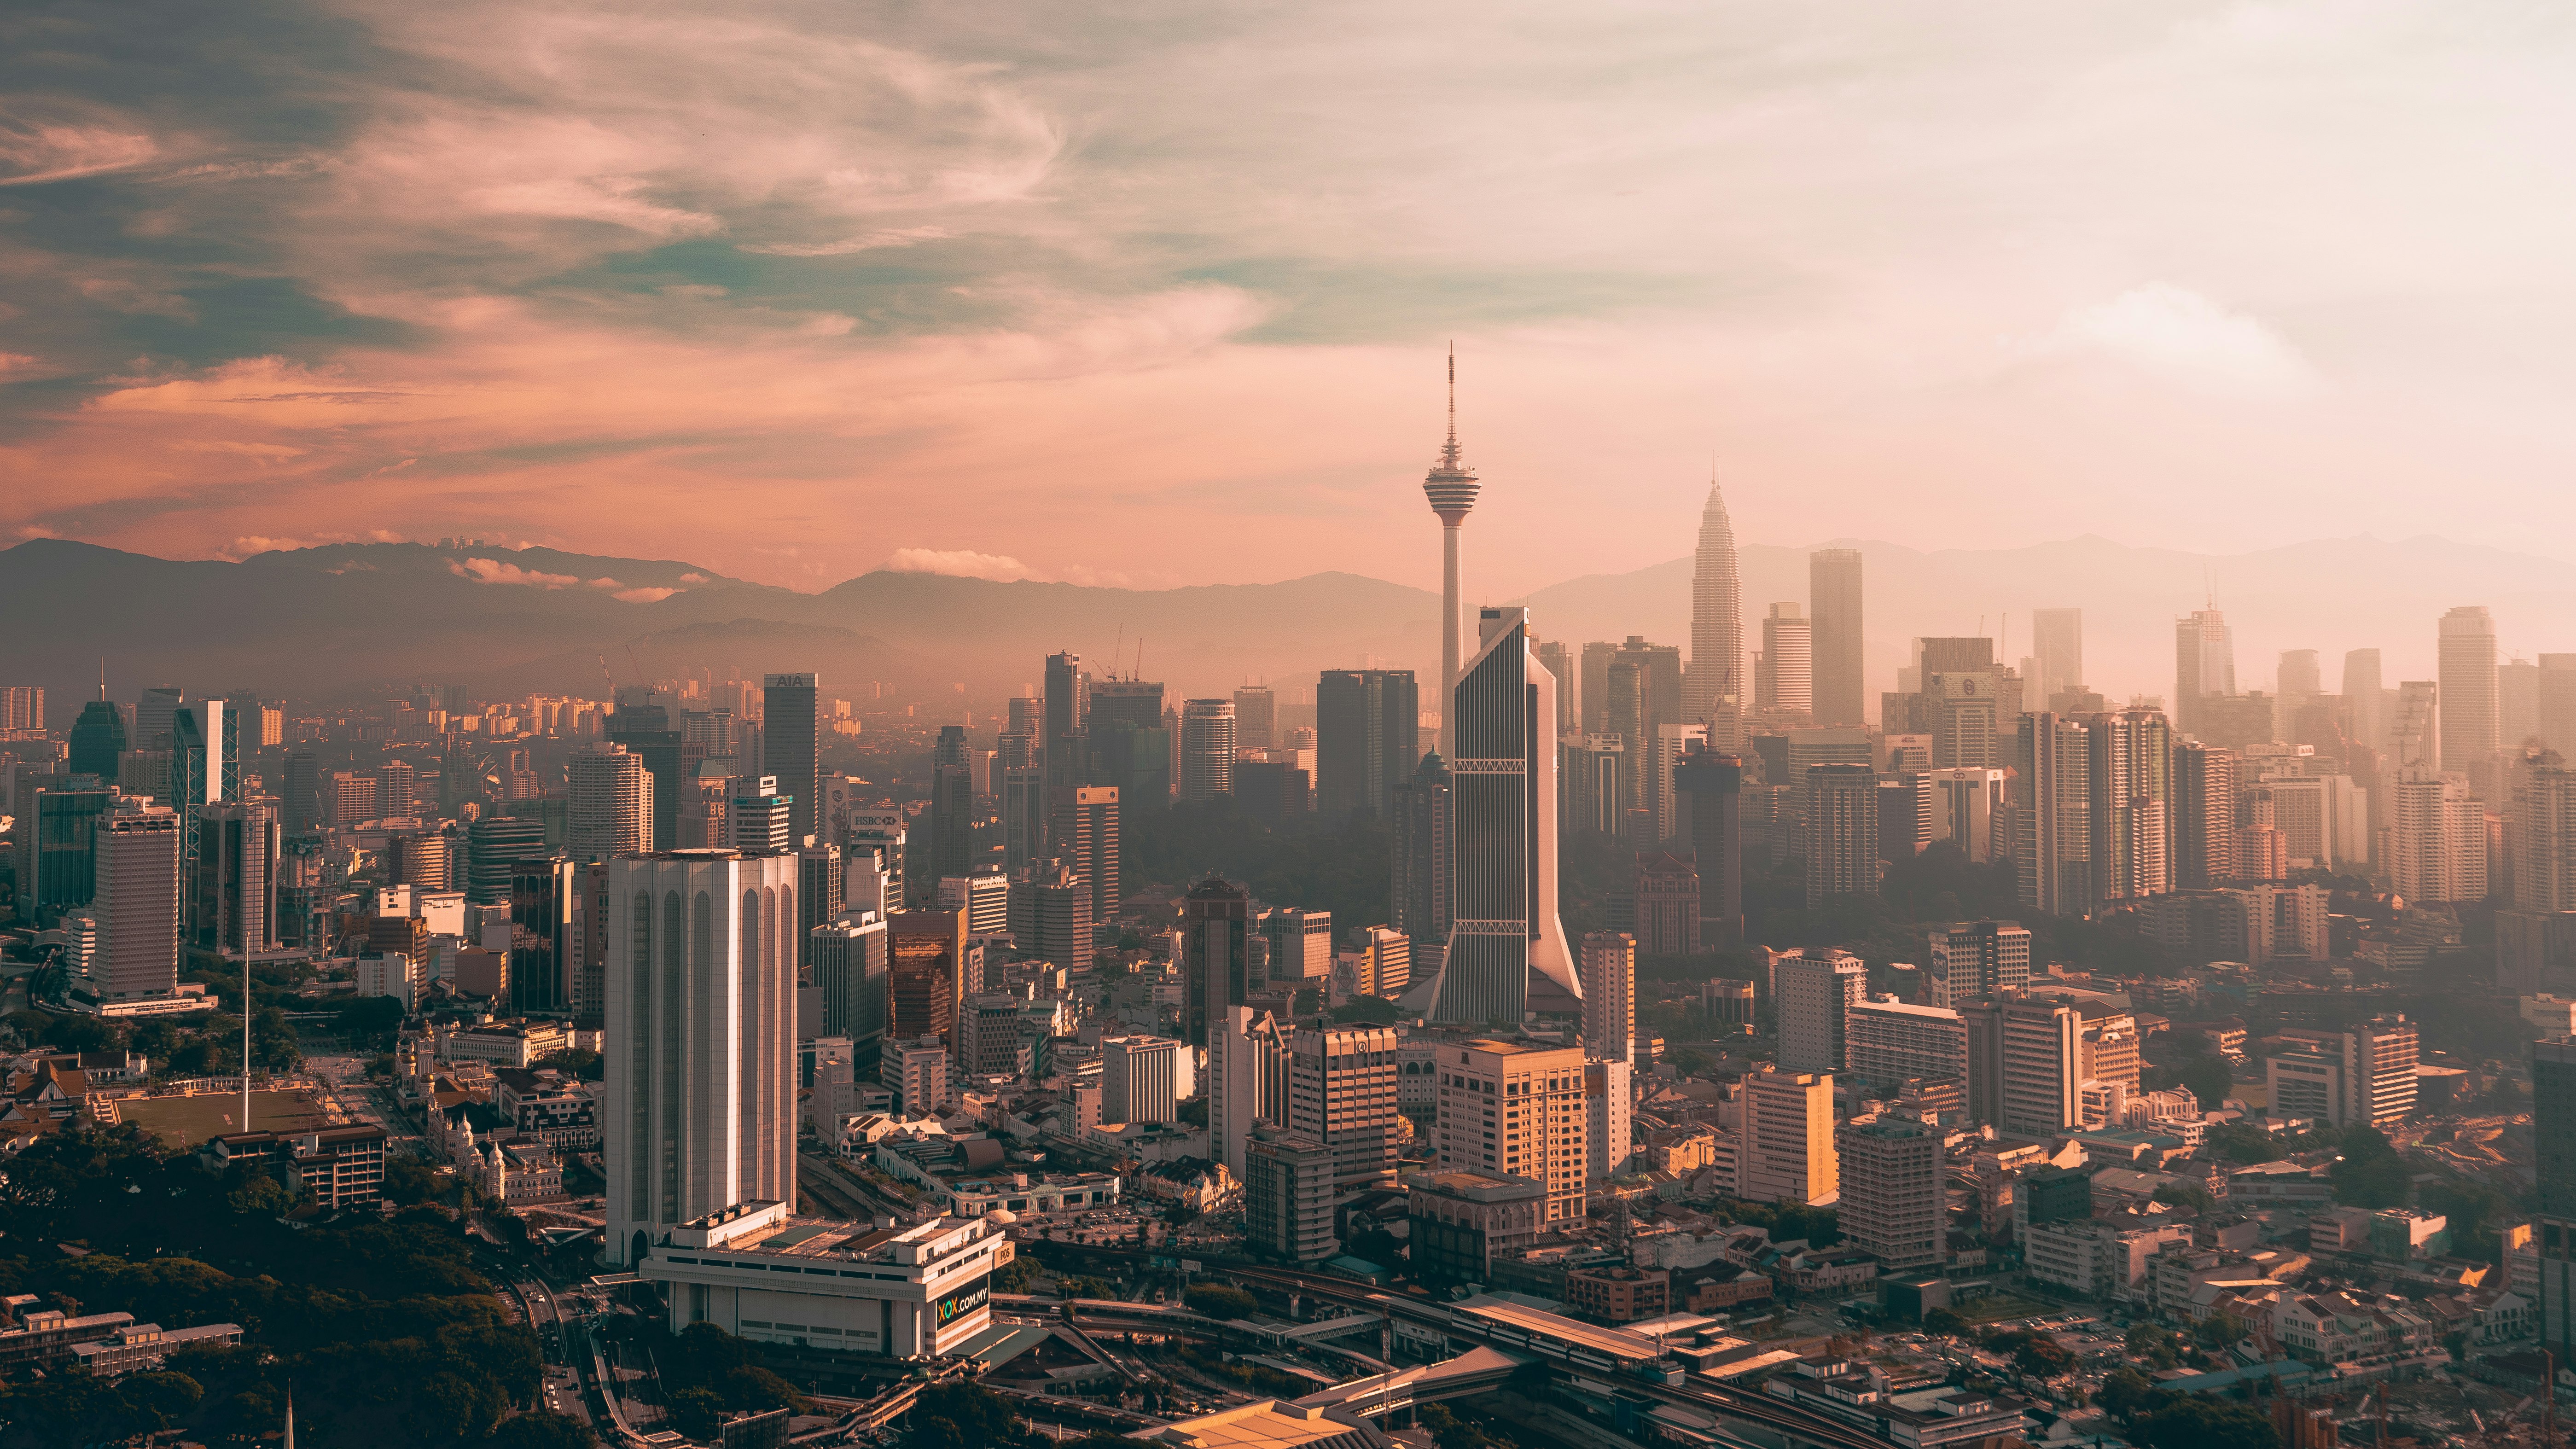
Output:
[1563, 1264, 1671, 1324]
[207, 1123, 390, 1210]
[1760, 1356, 2035, 1449]
[491, 1067, 599, 1152]
[934, 1170, 1122, 1218]
[1408, 1170, 1546, 1287]
[68, 1321, 243, 1377]
[640, 1200, 1011, 1357]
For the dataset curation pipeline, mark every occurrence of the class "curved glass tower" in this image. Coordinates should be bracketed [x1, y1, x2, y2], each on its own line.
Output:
[1428, 606, 1580, 1025]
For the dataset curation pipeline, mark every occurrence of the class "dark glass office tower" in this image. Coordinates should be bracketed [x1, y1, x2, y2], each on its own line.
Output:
[1181, 874, 1250, 1047]
[930, 725, 974, 883]
[67, 699, 125, 778]
[609, 698, 684, 850]
[1675, 744, 1743, 949]
[1391, 752, 1451, 953]
[1316, 669, 1419, 817]
[762, 673, 820, 845]
[510, 855, 576, 1014]
[1810, 548, 1865, 727]
[2537, 1036, 2576, 1351]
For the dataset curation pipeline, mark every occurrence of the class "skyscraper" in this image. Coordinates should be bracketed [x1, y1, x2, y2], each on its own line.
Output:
[1180, 874, 1251, 1047]
[2541, 657, 2576, 760]
[1423, 349, 1480, 760]
[609, 698, 685, 851]
[929, 726, 974, 882]
[2082, 708, 2173, 904]
[466, 814, 547, 907]
[1178, 699, 1237, 803]
[2344, 648, 2387, 749]
[888, 908, 966, 1061]
[1390, 751, 1452, 954]
[2506, 658, 2543, 752]
[1233, 685, 1276, 751]
[67, 693, 125, 779]
[2390, 767, 2487, 902]
[1739, 1067, 1836, 1206]
[1803, 762, 1876, 903]
[92, 798, 180, 1000]
[169, 700, 225, 930]
[2515, 765, 2576, 912]
[1836, 1115, 1945, 1270]
[569, 742, 653, 864]
[192, 801, 275, 956]
[2393, 680, 2440, 768]
[2175, 609, 2235, 736]
[1687, 481, 1744, 743]
[731, 776, 794, 854]
[1050, 785, 1121, 922]
[1101, 1036, 1180, 1124]
[511, 856, 576, 1014]
[1435, 1038, 1588, 1224]
[2440, 605, 2500, 771]
[2030, 608, 2083, 707]
[2535, 1036, 2576, 1353]
[811, 912, 888, 1046]
[1923, 920, 2031, 1008]
[1427, 607, 1581, 1025]
[1774, 947, 1866, 1073]
[1316, 669, 1420, 817]
[604, 848, 800, 1267]
[135, 685, 183, 752]
[1755, 604, 1812, 720]
[1578, 931, 1635, 1066]
[2172, 740, 2240, 888]
[1535, 641, 1578, 741]
[761, 673, 820, 846]
[1287, 1025, 1401, 1190]
[1809, 549, 1865, 727]
[1674, 744, 1743, 949]
[2017, 713, 2092, 916]
[1043, 652, 1087, 803]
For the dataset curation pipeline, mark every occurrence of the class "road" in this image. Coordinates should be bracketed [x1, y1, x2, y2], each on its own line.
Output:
[303, 1053, 428, 1157]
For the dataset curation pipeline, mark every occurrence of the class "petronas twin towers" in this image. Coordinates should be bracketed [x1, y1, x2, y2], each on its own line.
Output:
[1687, 480, 1744, 745]
[1410, 357, 1740, 1025]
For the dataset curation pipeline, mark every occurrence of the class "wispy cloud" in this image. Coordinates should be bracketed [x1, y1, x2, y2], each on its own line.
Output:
[2025, 285, 2321, 399]
[885, 548, 1032, 582]
[0, 113, 158, 186]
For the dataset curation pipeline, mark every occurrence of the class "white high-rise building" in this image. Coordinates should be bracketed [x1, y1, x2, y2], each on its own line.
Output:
[2513, 765, 2576, 911]
[1774, 947, 1866, 1074]
[2439, 605, 2500, 772]
[1209, 1006, 1290, 1178]
[1288, 1024, 1400, 1190]
[1845, 997, 1967, 1093]
[1739, 1067, 1836, 1206]
[2394, 681, 2441, 768]
[2391, 767, 2488, 903]
[569, 742, 653, 865]
[1754, 602, 1810, 720]
[1425, 606, 1581, 1024]
[1178, 700, 1237, 803]
[605, 848, 800, 1268]
[93, 798, 180, 999]
[1101, 1035, 1180, 1125]
[1925, 767, 2006, 862]
[1687, 482, 1744, 745]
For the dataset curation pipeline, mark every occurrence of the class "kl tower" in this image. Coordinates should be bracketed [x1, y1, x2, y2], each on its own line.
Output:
[1422, 346, 1480, 758]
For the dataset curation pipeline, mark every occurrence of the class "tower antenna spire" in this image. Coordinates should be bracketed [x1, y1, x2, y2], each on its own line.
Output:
[1441, 342, 1461, 470]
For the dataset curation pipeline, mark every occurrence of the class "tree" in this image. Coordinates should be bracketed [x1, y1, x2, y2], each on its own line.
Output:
[337, 995, 405, 1040]
[904, 1382, 1033, 1449]
[1921, 1307, 1966, 1337]
[2132, 1395, 2279, 1449]
[2330, 1125, 2413, 1209]
[1185, 1282, 1256, 1318]
[488, 1410, 601, 1449]
[384, 1158, 438, 1205]
[535, 1047, 602, 1081]
[667, 1386, 727, 1442]
[2204, 1121, 2285, 1166]
[2012, 1335, 2074, 1380]
[2151, 1182, 2213, 1214]
[2192, 1311, 2248, 1350]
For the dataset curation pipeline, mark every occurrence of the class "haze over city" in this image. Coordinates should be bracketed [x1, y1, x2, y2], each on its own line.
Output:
[10, 6, 2576, 1449]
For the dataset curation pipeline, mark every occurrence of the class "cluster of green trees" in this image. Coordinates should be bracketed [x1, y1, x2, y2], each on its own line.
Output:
[1708, 1199, 1840, 1248]
[655, 1323, 806, 1441]
[1181, 1282, 1255, 1319]
[6, 1003, 302, 1077]
[2095, 1368, 2278, 1449]
[899, 1380, 1149, 1449]
[0, 1121, 544, 1445]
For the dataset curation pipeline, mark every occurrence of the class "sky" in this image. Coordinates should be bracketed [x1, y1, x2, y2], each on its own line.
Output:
[7, 0, 2576, 600]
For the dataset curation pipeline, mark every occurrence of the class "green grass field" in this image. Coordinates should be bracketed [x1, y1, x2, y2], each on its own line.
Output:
[114, 1089, 334, 1148]
[1955, 1293, 2056, 1325]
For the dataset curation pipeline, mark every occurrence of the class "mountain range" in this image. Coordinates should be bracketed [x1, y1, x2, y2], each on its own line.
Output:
[4, 533, 2569, 712]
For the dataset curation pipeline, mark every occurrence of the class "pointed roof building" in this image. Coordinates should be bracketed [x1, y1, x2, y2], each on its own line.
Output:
[1687, 480, 1744, 745]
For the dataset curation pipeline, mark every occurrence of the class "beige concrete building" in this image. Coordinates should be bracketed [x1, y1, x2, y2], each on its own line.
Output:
[1738, 1067, 1836, 1206]
[1432, 1038, 1588, 1224]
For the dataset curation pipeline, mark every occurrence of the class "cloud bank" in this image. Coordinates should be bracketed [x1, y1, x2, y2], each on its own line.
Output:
[3, 0, 2576, 600]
